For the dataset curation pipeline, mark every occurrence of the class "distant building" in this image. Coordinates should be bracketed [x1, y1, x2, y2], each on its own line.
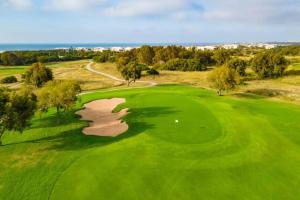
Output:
[110, 47, 124, 52]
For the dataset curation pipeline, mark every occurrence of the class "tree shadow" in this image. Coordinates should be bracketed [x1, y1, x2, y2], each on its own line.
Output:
[30, 110, 80, 129]
[4, 106, 178, 151]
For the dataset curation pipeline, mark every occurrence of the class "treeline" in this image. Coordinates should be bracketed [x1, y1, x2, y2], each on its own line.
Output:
[116, 45, 217, 70]
[0, 49, 98, 66]
[272, 45, 300, 56]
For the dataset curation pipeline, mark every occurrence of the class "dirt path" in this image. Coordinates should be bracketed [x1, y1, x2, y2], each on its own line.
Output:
[85, 61, 157, 86]
[76, 98, 128, 137]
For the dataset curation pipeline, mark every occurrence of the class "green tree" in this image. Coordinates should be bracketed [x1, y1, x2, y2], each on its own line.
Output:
[212, 49, 231, 66]
[251, 52, 289, 78]
[0, 88, 9, 144]
[137, 45, 155, 65]
[37, 80, 81, 114]
[0, 52, 21, 66]
[116, 56, 131, 70]
[208, 66, 240, 96]
[0, 87, 37, 145]
[23, 62, 53, 87]
[120, 62, 142, 86]
[226, 58, 247, 76]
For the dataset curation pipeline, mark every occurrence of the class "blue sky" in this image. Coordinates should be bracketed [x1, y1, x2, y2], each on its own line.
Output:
[0, 0, 299, 43]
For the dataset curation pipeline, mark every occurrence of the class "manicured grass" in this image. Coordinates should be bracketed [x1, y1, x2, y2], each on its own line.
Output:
[1, 85, 300, 200]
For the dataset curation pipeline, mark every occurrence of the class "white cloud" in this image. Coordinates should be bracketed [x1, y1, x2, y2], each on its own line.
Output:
[44, 0, 106, 11]
[103, 0, 200, 17]
[5, 0, 32, 10]
[200, 0, 300, 24]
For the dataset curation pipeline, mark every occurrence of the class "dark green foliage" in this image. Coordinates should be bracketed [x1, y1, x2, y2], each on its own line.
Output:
[158, 58, 207, 71]
[137, 45, 155, 65]
[120, 62, 142, 86]
[0, 87, 37, 145]
[137, 63, 150, 71]
[0, 49, 100, 66]
[23, 62, 53, 87]
[273, 45, 300, 56]
[194, 50, 215, 66]
[0, 52, 22, 66]
[93, 50, 116, 63]
[147, 68, 159, 76]
[0, 87, 9, 142]
[0, 76, 18, 84]
[37, 80, 81, 114]
[213, 48, 232, 66]
[251, 52, 289, 78]
[226, 58, 247, 76]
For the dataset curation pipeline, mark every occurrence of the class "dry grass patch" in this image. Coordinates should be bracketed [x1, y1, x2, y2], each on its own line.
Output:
[51, 60, 123, 90]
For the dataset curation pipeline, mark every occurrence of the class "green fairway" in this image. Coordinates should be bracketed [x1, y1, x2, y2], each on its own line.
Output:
[0, 66, 27, 76]
[1, 85, 300, 200]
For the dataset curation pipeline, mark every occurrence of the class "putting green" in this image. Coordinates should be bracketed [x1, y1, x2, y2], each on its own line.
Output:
[1, 85, 300, 200]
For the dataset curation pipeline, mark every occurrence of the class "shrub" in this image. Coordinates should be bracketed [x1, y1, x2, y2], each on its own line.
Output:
[208, 66, 241, 96]
[226, 58, 247, 76]
[23, 62, 53, 87]
[160, 58, 207, 71]
[147, 68, 159, 76]
[251, 52, 289, 78]
[1, 76, 18, 84]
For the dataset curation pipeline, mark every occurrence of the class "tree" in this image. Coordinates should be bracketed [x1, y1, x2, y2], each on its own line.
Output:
[251, 52, 289, 78]
[212, 48, 231, 66]
[159, 58, 206, 71]
[1, 76, 18, 84]
[23, 62, 53, 87]
[0, 88, 9, 144]
[0, 87, 37, 145]
[120, 62, 142, 86]
[0, 52, 22, 66]
[226, 58, 247, 76]
[116, 56, 131, 70]
[147, 68, 159, 76]
[37, 80, 81, 114]
[208, 66, 240, 96]
[137, 45, 155, 65]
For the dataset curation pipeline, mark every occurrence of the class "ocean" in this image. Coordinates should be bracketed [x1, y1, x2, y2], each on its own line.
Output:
[0, 43, 216, 52]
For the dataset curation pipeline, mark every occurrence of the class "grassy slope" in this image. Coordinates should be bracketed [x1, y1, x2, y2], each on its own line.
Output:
[1, 85, 300, 200]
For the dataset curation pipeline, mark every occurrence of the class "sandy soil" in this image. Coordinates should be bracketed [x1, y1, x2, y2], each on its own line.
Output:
[76, 98, 128, 137]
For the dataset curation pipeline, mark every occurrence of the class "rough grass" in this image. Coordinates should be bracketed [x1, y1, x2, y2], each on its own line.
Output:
[1, 85, 300, 200]
[51, 60, 124, 90]
[238, 63, 300, 103]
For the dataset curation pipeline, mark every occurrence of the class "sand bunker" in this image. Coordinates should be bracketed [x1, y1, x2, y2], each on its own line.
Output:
[76, 98, 128, 137]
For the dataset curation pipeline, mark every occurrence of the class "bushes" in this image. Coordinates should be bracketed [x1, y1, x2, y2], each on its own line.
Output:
[147, 68, 159, 76]
[23, 62, 53, 87]
[158, 58, 207, 71]
[251, 52, 289, 78]
[0, 52, 22, 66]
[226, 58, 247, 76]
[1, 76, 18, 84]
[93, 50, 116, 63]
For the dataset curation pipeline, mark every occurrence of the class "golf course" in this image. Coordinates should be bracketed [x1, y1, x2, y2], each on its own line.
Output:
[1, 84, 300, 200]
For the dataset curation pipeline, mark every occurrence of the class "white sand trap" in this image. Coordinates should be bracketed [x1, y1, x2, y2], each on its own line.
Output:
[76, 98, 128, 137]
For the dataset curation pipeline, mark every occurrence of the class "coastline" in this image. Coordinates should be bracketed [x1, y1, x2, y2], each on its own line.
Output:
[0, 42, 281, 52]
